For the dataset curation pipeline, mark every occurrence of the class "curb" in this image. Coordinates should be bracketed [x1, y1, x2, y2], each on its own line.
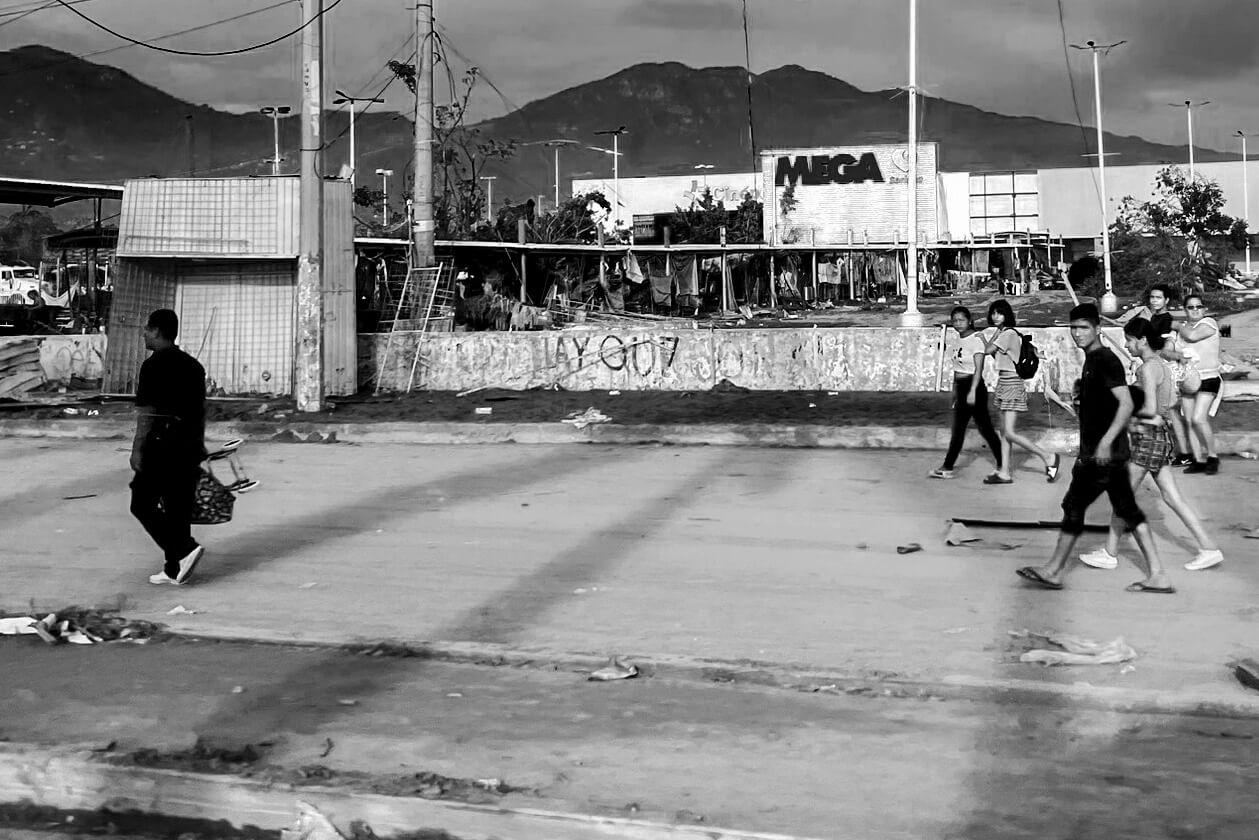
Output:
[6, 417, 1259, 453]
[176, 628, 1259, 721]
[0, 745, 824, 840]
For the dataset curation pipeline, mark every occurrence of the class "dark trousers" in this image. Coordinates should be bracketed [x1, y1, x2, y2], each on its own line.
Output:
[130, 463, 200, 577]
[1060, 458, 1146, 535]
[943, 377, 1003, 470]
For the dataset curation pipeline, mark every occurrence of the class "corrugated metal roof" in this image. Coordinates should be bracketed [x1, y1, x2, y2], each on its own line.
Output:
[117, 177, 301, 258]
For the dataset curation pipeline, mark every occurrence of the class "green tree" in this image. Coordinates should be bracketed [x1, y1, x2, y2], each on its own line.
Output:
[666, 191, 763, 244]
[1107, 166, 1248, 298]
[0, 209, 60, 265]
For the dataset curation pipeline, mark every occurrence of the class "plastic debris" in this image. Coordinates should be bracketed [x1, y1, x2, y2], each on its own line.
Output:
[896, 543, 923, 554]
[562, 407, 612, 430]
[0, 617, 38, 635]
[588, 657, 639, 681]
[474, 406, 493, 415]
[608, 390, 621, 396]
[1012, 630, 1137, 666]
[166, 605, 198, 616]
[231, 686, 246, 694]
[944, 522, 981, 546]
[1235, 658, 1259, 692]
[280, 801, 346, 840]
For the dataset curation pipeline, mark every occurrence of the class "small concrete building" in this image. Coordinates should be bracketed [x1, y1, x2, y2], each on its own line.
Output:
[104, 177, 355, 396]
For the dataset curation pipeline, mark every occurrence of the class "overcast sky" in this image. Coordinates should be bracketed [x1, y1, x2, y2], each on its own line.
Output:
[4, 0, 1256, 154]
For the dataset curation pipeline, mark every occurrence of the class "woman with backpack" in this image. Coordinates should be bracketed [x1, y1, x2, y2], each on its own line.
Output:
[981, 299, 1062, 485]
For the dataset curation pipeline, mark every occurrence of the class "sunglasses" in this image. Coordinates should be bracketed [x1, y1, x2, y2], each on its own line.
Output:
[1186, 304, 1205, 309]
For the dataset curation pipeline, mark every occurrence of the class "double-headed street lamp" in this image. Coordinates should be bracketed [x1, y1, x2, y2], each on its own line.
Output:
[479, 175, 498, 221]
[693, 163, 715, 191]
[521, 139, 579, 209]
[260, 105, 291, 176]
[594, 126, 629, 225]
[1239, 131, 1254, 277]
[333, 89, 386, 190]
[1169, 99, 1211, 179]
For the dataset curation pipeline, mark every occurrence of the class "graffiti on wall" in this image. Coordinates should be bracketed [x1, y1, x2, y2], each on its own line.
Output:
[554, 334, 681, 377]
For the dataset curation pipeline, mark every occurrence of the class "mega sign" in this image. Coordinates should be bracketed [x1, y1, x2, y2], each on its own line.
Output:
[761, 143, 940, 245]
[774, 153, 885, 186]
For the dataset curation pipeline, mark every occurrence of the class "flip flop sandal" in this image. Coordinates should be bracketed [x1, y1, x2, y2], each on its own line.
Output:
[1016, 566, 1064, 590]
[1046, 454, 1062, 483]
[983, 474, 1014, 485]
[1125, 581, 1177, 594]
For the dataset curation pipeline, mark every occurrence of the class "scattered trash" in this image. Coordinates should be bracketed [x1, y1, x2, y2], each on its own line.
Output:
[474, 406, 493, 415]
[336, 699, 358, 706]
[573, 588, 588, 594]
[562, 407, 612, 430]
[1120, 664, 1136, 675]
[299, 582, 321, 590]
[279, 801, 346, 840]
[1234, 658, 1259, 692]
[87, 410, 99, 417]
[807, 402, 817, 408]
[61, 493, 97, 501]
[319, 738, 335, 758]
[896, 543, 923, 555]
[446, 692, 463, 698]
[941, 627, 971, 635]
[62, 408, 79, 415]
[1000, 543, 1025, 551]
[588, 657, 639, 681]
[231, 686, 246, 694]
[475, 778, 503, 790]
[166, 605, 198, 616]
[827, 391, 839, 396]
[1012, 630, 1137, 666]
[1239, 451, 1258, 460]
[0, 616, 37, 635]
[855, 542, 869, 550]
[608, 390, 621, 396]
[65, 630, 94, 645]
[944, 522, 981, 546]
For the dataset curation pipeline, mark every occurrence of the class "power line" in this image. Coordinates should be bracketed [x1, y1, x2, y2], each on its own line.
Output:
[0, 0, 297, 81]
[1057, 0, 1101, 202]
[49, 0, 346, 57]
[0, 0, 93, 28]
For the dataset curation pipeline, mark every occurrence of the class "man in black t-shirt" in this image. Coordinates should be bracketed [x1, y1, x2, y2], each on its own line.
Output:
[1016, 303, 1173, 593]
[130, 309, 207, 585]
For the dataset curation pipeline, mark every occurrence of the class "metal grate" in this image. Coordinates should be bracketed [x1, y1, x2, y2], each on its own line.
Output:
[373, 263, 454, 394]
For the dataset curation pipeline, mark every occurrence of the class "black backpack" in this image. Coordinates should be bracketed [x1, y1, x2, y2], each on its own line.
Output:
[1013, 330, 1040, 380]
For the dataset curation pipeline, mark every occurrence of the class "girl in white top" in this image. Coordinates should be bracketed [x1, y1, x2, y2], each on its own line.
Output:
[1177, 293, 1222, 474]
[928, 306, 1003, 479]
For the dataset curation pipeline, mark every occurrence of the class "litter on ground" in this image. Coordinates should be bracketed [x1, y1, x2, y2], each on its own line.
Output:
[944, 522, 981, 546]
[562, 407, 612, 429]
[0, 608, 163, 646]
[1011, 630, 1137, 666]
[589, 657, 639, 681]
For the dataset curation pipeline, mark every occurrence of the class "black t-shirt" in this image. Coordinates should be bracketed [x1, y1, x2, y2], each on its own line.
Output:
[1078, 345, 1129, 459]
[136, 346, 206, 463]
[1149, 311, 1173, 336]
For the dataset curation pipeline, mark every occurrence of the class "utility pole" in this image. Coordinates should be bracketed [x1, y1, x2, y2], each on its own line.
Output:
[900, 0, 923, 326]
[1170, 99, 1211, 179]
[411, 1, 435, 267]
[595, 126, 628, 226]
[295, 0, 325, 412]
[184, 115, 196, 176]
[1240, 130, 1253, 277]
[1072, 38, 1125, 315]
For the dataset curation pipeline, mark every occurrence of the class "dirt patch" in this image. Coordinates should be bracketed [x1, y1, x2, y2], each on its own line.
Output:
[0, 801, 277, 839]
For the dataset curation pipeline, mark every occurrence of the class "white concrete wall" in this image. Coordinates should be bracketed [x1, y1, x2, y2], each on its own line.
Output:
[570, 172, 763, 222]
[363, 326, 1128, 394]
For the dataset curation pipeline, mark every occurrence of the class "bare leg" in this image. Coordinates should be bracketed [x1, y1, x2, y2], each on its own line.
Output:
[1190, 391, 1217, 458]
[1167, 405, 1191, 457]
[1030, 531, 1081, 585]
[1129, 522, 1172, 589]
[1154, 468, 1218, 551]
[1103, 463, 1149, 556]
[1181, 394, 1205, 461]
[999, 411, 1052, 478]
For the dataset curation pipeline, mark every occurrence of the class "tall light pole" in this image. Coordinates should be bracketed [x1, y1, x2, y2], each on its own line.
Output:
[376, 168, 393, 223]
[693, 163, 715, 191]
[521, 139, 579, 209]
[260, 106, 291, 176]
[595, 126, 628, 225]
[901, 0, 923, 326]
[1240, 130, 1253, 277]
[1072, 38, 1126, 315]
[333, 90, 385, 190]
[479, 175, 497, 221]
[1169, 99, 1211, 179]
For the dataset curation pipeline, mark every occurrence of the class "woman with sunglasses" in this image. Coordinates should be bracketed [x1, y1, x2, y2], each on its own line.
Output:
[1177, 294, 1222, 474]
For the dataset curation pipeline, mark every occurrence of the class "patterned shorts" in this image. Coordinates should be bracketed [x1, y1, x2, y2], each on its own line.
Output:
[1130, 424, 1174, 472]
[995, 375, 1028, 412]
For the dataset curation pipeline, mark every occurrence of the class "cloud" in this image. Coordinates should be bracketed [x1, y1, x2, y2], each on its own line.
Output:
[618, 0, 743, 30]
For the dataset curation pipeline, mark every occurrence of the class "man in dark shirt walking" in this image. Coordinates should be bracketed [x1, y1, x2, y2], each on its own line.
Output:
[130, 309, 207, 585]
[1016, 303, 1173, 593]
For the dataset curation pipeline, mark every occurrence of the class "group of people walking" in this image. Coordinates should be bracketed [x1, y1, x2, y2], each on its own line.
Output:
[931, 289, 1227, 593]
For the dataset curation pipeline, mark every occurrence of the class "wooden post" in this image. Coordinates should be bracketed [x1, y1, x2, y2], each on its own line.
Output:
[295, 0, 325, 412]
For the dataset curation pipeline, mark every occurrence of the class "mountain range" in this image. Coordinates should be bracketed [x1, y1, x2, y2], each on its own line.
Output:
[0, 45, 1229, 215]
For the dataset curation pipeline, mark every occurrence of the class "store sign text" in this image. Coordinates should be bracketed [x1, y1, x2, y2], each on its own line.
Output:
[775, 153, 885, 187]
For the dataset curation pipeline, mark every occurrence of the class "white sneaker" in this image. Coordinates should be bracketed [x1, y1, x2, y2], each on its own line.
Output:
[1079, 548, 1118, 570]
[174, 545, 204, 584]
[148, 572, 180, 585]
[928, 467, 955, 479]
[1185, 549, 1224, 571]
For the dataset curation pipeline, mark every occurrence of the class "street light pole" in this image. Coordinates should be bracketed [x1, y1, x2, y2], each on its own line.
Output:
[1240, 130, 1253, 277]
[1169, 99, 1211, 179]
[333, 90, 385, 190]
[260, 106, 291, 176]
[520, 139, 580, 210]
[479, 176, 497, 221]
[595, 126, 628, 226]
[1072, 38, 1126, 315]
[901, 0, 923, 326]
[376, 168, 393, 223]
[693, 163, 714, 191]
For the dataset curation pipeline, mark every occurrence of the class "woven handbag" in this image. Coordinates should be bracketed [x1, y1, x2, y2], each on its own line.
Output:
[191, 467, 235, 525]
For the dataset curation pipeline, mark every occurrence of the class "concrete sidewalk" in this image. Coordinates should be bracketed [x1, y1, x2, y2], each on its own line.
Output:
[4, 439, 1257, 714]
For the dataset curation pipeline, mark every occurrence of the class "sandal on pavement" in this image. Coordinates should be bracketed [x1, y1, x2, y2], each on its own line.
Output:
[1125, 581, 1176, 594]
[1046, 454, 1061, 483]
[1016, 567, 1064, 590]
[983, 473, 1014, 485]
